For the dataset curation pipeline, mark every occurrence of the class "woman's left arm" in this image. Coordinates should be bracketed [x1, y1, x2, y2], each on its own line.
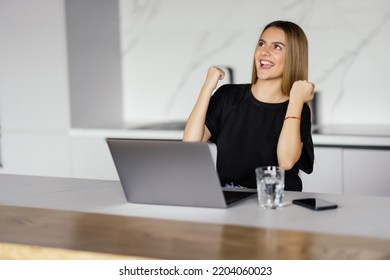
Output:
[277, 80, 315, 170]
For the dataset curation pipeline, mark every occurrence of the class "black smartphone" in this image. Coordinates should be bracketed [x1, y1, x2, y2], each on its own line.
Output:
[292, 198, 338, 211]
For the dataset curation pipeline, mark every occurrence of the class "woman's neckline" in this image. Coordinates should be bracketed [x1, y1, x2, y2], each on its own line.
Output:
[249, 84, 289, 105]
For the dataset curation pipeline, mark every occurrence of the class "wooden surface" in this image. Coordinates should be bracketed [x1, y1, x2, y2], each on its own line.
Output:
[0, 243, 141, 260]
[2, 173, 390, 240]
[1, 204, 389, 260]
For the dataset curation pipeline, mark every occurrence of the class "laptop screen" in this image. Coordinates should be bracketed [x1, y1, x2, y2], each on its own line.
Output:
[106, 139, 231, 208]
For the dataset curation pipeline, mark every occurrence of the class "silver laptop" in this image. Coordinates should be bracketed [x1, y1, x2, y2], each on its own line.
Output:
[106, 138, 256, 208]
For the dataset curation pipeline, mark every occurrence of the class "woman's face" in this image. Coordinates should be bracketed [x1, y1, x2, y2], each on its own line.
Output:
[254, 27, 286, 81]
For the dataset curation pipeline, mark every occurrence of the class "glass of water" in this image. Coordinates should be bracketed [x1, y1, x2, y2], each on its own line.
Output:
[255, 166, 285, 209]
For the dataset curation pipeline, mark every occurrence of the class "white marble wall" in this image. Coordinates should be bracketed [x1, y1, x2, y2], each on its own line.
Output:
[120, 0, 390, 126]
[302, 0, 390, 125]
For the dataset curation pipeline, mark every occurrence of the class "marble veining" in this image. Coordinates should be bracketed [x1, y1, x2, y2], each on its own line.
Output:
[120, 0, 160, 54]
[306, 3, 390, 123]
[119, 0, 390, 126]
[164, 30, 241, 116]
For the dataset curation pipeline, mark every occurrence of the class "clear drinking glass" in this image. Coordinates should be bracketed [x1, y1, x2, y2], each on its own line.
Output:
[256, 166, 285, 209]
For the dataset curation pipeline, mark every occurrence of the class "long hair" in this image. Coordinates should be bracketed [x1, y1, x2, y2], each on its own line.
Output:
[251, 20, 308, 96]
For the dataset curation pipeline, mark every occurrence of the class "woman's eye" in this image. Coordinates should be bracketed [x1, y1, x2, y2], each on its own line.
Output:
[258, 41, 265, 47]
[274, 44, 282, 50]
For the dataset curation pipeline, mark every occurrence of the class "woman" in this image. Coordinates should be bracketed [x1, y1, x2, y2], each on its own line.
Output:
[183, 20, 315, 191]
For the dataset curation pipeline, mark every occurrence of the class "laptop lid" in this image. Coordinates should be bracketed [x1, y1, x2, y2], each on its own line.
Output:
[106, 139, 254, 208]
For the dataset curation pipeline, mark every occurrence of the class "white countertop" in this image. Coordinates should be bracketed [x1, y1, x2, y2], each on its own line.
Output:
[1, 173, 389, 240]
[312, 124, 390, 147]
[69, 127, 184, 140]
[69, 125, 390, 147]
[312, 133, 390, 147]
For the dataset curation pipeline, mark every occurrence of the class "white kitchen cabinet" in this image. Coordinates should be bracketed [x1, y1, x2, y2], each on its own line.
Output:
[301, 146, 390, 196]
[68, 131, 216, 181]
[69, 134, 119, 180]
[0, 1, 71, 178]
[68, 134, 390, 197]
[301, 147, 343, 194]
[0, 131, 70, 178]
[343, 149, 390, 196]
[0, 0, 70, 132]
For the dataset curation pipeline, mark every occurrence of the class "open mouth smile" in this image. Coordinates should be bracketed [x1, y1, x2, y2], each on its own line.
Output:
[260, 60, 274, 68]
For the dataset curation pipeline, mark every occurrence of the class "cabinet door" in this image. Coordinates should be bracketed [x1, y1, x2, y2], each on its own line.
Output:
[0, 132, 70, 177]
[343, 149, 390, 196]
[70, 135, 119, 180]
[301, 147, 343, 194]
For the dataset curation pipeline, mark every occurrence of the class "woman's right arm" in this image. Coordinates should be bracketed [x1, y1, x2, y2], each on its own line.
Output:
[182, 67, 225, 142]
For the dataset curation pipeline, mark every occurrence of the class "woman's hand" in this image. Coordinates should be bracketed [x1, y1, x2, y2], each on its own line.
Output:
[203, 66, 225, 92]
[183, 66, 224, 142]
[289, 80, 315, 104]
[277, 80, 314, 169]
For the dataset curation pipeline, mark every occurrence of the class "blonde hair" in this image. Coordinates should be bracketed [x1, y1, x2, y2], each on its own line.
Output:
[251, 20, 308, 96]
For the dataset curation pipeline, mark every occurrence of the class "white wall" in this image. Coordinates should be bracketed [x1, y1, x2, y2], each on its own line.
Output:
[120, 0, 281, 124]
[1, 0, 390, 182]
[0, 0, 70, 132]
[120, 0, 390, 126]
[0, 0, 71, 177]
[0, 0, 123, 178]
[3, 0, 390, 132]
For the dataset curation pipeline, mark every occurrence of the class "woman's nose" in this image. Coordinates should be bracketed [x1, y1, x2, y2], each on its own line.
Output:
[261, 47, 270, 56]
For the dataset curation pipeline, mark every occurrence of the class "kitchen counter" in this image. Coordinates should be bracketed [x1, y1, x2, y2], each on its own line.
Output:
[66, 124, 390, 194]
[0, 173, 390, 259]
[1, 173, 390, 239]
[69, 123, 390, 148]
[69, 126, 184, 140]
[312, 124, 390, 148]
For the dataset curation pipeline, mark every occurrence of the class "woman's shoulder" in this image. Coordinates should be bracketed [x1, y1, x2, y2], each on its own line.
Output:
[214, 83, 251, 100]
[217, 83, 251, 93]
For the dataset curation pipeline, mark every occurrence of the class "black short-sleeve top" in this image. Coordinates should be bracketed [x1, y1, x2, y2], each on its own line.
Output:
[205, 83, 314, 191]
